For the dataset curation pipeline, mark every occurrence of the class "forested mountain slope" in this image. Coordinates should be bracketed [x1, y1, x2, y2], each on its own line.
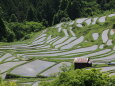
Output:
[0, 0, 115, 26]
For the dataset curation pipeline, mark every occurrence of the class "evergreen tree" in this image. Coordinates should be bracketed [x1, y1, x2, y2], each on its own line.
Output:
[17, 1, 29, 22]
[59, 0, 69, 11]
[52, 10, 68, 25]
[0, 17, 7, 41]
[0, 7, 4, 17]
[27, 8, 37, 21]
[0, 17, 15, 42]
[67, 0, 82, 19]
[0, 0, 114, 26]
[9, 14, 18, 22]
[41, 1, 54, 26]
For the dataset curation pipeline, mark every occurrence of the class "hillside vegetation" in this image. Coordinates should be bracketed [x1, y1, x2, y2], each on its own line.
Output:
[0, 0, 115, 86]
[0, 13, 115, 86]
[0, 18, 45, 42]
[0, 0, 114, 26]
[0, 0, 115, 42]
[39, 69, 115, 86]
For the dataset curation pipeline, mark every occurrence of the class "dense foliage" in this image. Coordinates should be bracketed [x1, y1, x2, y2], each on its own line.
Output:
[8, 22, 45, 41]
[0, 20, 45, 42]
[0, 17, 15, 42]
[39, 69, 115, 86]
[0, 0, 115, 26]
[0, 0, 114, 42]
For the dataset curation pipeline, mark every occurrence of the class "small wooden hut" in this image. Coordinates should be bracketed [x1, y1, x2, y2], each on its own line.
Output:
[74, 58, 92, 69]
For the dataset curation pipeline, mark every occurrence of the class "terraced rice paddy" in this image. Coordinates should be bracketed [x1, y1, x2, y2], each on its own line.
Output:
[41, 62, 71, 77]
[0, 14, 115, 85]
[10, 60, 55, 77]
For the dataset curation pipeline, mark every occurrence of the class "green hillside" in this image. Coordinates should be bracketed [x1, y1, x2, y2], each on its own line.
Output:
[0, 0, 115, 86]
[0, 13, 115, 86]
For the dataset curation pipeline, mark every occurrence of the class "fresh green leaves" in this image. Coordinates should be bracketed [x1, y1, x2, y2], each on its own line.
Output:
[39, 69, 115, 86]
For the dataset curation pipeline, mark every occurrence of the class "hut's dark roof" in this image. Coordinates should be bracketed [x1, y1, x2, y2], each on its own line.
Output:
[74, 58, 91, 63]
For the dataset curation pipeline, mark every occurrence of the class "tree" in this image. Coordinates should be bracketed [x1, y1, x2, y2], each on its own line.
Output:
[0, 17, 15, 42]
[59, 0, 69, 11]
[0, 0, 114, 26]
[27, 7, 37, 21]
[6, 27, 15, 42]
[0, 6, 4, 17]
[0, 17, 7, 41]
[39, 69, 115, 86]
[8, 21, 45, 41]
[40, 1, 54, 26]
[52, 10, 69, 25]
[67, 0, 83, 19]
[96, 0, 115, 10]
[9, 14, 18, 22]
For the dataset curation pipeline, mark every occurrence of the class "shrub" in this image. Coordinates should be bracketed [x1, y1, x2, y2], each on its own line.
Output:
[8, 21, 45, 41]
[39, 69, 115, 86]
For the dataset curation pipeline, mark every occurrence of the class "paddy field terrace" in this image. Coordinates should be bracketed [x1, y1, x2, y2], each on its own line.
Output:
[0, 14, 115, 86]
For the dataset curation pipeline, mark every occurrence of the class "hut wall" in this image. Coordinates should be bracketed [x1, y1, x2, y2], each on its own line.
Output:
[74, 63, 92, 69]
